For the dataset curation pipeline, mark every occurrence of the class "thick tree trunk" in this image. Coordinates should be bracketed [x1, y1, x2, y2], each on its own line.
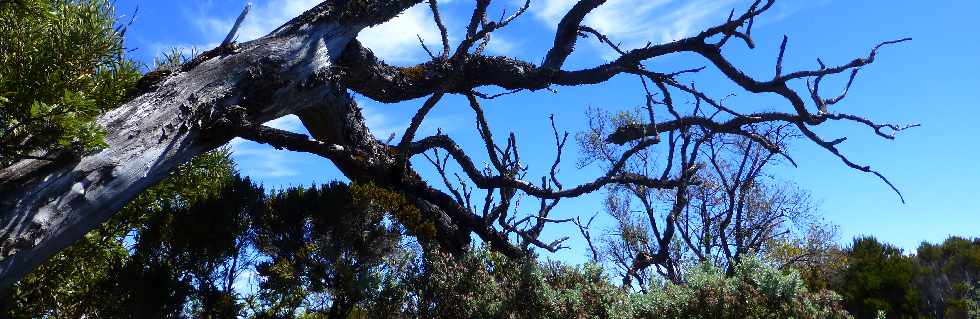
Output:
[0, 0, 421, 290]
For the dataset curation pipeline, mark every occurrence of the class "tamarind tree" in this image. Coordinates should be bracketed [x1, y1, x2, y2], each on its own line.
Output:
[0, 0, 912, 290]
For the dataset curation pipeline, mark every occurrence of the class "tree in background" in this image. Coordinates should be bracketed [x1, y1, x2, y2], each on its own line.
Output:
[915, 237, 980, 318]
[249, 182, 405, 318]
[771, 234, 980, 319]
[765, 222, 847, 292]
[835, 236, 922, 319]
[112, 169, 263, 318]
[590, 117, 828, 288]
[0, 0, 140, 166]
[1, 154, 416, 318]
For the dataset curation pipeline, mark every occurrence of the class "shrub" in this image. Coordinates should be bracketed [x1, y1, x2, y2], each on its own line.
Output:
[835, 236, 922, 319]
[370, 247, 851, 319]
[0, 0, 140, 166]
[617, 258, 850, 319]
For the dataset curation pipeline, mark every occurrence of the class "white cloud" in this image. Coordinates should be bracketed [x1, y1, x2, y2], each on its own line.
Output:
[359, 99, 460, 142]
[358, 4, 445, 63]
[361, 103, 404, 142]
[529, 0, 577, 26]
[530, 0, 742, 53]
[191, 1, 442, 64]
[195, 0, 321, 43]
[231, 268, 261, 295]
[263, 114, 303, 132]
[484, 34, 517, 55]
[224, 115, 305, 178]
[229, 139, 300, 178]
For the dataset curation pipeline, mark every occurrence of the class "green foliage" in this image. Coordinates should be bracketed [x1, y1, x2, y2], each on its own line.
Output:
[765, 223, 848, 291]
[835, 236, 923, 319]
[110, 171, 263, 318]
[0, 0, 141, 166]
[387, 248, 630, 318]
[773, 234, 980, 319]
[0, 228, 129, 317]
[3, 169, 863, 319]
[1, 159, 859, 319]
[359, 247, 849, 319]
[349, 182, 434, 240]
[616, 258, 850, 319]
[250, 182, 403, 318]
[915, 237, 980, 319]
[1, 153, 414, 318]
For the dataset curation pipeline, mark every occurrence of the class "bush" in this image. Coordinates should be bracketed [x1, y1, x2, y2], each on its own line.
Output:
[369, 247, 851, 319]
[618, 258, 850, 319]
[835, 236, 922, 319]
[0, 0, 140, 166]
[915, 237, 980, 318]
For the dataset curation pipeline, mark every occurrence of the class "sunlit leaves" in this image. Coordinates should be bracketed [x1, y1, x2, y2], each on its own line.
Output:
[0, 0, 141, 166]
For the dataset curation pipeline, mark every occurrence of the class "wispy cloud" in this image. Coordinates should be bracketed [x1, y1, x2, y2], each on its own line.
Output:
[194, 0, 321, 42]
[146, 1, 321, 62]
[230, 140, 300, 178]
[754, 0, 831, 27]
[358, 4, 447, 63]
[190, 1, 445, 64]
[359, 99, 460, 142]
[360, 101, 406, 142]
[263, 114, 303, 132]
[484, 33, 517, 55]
[226, 115, 305, 179]
[529, 0, 742, 55]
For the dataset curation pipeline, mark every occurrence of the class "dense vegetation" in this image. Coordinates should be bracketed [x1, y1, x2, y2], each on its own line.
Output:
[4, 151, 977, 318]
[2, 1, 976, 318]
[0, 151, 854, 317]
[834, 237, 980, 319]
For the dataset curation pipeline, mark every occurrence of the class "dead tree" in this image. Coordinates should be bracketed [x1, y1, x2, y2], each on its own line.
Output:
[0, 0, 913, 290]
[600, 120, 818, 287]
[691, 126, 814, 272]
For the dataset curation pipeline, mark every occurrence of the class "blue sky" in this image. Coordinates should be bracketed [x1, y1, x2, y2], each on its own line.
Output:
[114, 0, 980, 262]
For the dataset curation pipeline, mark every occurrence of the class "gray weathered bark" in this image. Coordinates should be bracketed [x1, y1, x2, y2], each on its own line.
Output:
[0, 0, 422, 290]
